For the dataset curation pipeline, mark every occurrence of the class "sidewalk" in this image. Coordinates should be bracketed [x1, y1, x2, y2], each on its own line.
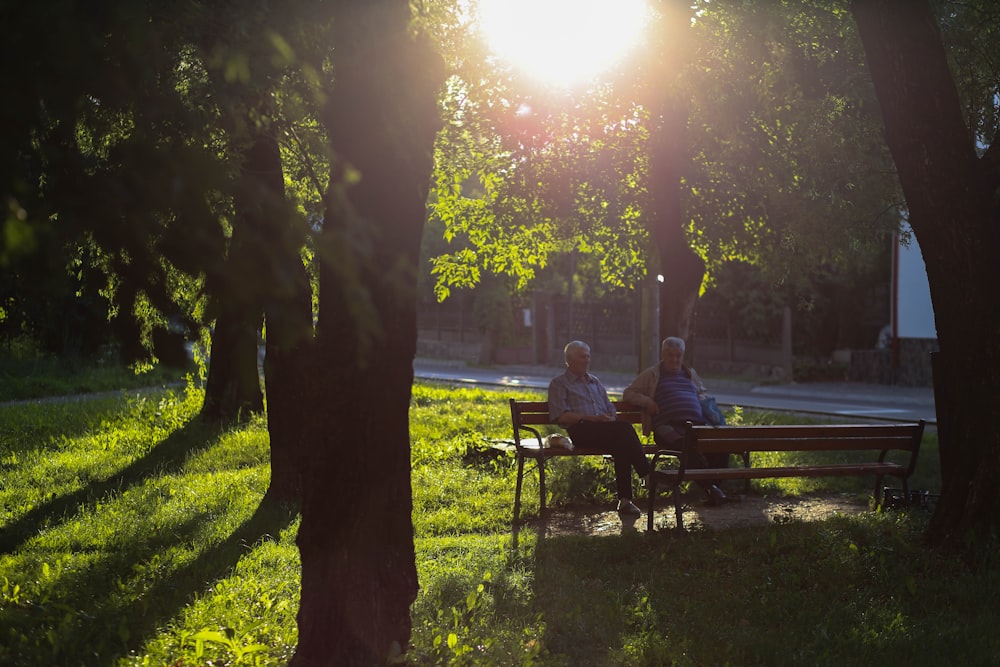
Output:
[746, 380, 934, 407]
[413, 357, 936, 421]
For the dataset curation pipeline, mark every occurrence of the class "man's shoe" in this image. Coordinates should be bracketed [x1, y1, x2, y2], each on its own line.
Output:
[706, 485, 727, 507]
[617, 499, 642, 514]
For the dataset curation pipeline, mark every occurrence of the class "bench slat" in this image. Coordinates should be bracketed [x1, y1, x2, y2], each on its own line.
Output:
[693, 435, 918, 455]
[688, 424, 922, 455]
[514, 441, 661, 456]
[656, 462, 905, 482]
[692, 424, 921, 440]
[514, 401, 644, 425]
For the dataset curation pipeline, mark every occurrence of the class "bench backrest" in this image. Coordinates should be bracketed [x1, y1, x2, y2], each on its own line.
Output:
[688, 422, 925, 456]
[510, 399, 644, 428]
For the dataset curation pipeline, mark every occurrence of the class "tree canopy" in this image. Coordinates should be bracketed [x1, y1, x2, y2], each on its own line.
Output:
[425, 0, 902, 328]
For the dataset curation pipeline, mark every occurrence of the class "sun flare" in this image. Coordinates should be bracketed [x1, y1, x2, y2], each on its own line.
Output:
[476, 0, 649, 88]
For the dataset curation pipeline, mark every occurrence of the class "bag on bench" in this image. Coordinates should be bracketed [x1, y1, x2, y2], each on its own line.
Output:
[544, 433, 574, 450]
[700, 396, 726, 426]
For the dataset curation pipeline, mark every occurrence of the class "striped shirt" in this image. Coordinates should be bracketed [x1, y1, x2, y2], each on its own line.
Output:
[652, 369, 704, 428]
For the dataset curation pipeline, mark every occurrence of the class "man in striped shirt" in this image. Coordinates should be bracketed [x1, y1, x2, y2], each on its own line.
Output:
[624, 337, 729, 506]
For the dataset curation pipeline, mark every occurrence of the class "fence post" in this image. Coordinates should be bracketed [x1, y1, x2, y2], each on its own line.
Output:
[638, 276, 660, 373]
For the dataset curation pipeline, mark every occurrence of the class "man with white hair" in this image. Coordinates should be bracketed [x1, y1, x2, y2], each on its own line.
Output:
[548, 340, 652, 514]
[624, 336, 729, 506]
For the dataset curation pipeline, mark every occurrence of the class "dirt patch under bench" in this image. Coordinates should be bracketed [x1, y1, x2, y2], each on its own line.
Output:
[523, 493, 871, 538]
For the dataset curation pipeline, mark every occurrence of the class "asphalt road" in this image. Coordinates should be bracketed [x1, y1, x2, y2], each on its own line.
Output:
[413, 359, 937, 425]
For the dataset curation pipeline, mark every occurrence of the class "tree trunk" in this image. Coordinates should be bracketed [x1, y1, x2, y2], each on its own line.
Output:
[291, 2, 444, 664]
[243, 130, 315, 505]
[645, 3, 706, 343]
[201, 128, 283, 422]
[851, 0, 1000, 549]
[202, 304, 264, 421]
[648, 99, 706, 341]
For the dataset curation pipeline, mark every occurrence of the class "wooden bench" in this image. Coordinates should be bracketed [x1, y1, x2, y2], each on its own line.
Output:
[508, 398, 663, 523]
[646, 421, 926, 531]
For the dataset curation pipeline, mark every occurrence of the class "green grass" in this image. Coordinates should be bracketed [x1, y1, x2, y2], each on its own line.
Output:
[2, 381, 996, 666]
[0, 354, 190, 402]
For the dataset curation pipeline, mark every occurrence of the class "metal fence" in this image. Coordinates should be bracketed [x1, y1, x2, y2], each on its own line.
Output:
[417, 295, 787, 372]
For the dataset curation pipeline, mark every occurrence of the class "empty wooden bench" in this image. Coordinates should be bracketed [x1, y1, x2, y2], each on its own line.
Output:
[646, 421, 926, 531]
[507, 398, 662, 523]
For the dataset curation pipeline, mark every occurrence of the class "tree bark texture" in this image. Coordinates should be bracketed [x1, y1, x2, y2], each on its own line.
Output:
[645, 2, 706, 344]
[851, 0, 1000, 548]
[248, 130, 315, 504]
[201, 305, 263, 421]
[291, 2, 444, 664]
[649, 100, 706, 342]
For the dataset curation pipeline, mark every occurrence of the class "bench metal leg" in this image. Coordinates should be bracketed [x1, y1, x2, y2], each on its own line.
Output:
[513, 454, 525, 524]
[674, 487, 685, 531]
[874, 474, 908, 510]
[513, 455, 550, 523]
[873, 474, 893, 510]
[741, 451, 752, 494]
[538, 457, 547, 514]
[647, 479, 656, 532]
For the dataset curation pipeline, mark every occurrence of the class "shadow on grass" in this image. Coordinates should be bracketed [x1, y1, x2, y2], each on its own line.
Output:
[526, 511, 965, 666]
[526, 520, 831, 665]
[1, 409, 301, 663]
[2, 495, 299, 664]
[0, 417, 221, 555]
[118, 497, 299, 659]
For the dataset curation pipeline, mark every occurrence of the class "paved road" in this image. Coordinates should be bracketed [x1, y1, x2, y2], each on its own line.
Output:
[413, 359, 937, 425]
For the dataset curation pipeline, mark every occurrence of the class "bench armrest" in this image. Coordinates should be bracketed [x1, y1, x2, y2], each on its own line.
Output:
[650, 449, 682, 467]
[515, 423, 543, 448]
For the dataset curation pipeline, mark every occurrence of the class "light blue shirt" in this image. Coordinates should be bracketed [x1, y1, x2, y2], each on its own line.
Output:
[548, 370, 616, 422]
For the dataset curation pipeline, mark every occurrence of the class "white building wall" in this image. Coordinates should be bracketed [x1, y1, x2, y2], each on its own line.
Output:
[894, 222, 937, 339]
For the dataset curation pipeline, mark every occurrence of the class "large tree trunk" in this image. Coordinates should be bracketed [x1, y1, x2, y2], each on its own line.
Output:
[291, 2, 443, 664]
[649, 100, 706, 341]
[645, 3, 706, 342]
[851, 0, 1000, 548]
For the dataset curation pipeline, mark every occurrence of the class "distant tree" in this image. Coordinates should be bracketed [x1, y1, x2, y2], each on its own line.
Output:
[189, 3, 314, 424]
[851, 0, 1000, 549]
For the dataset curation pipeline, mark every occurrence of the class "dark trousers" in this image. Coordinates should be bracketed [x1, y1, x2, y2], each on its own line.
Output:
[653, 423, 729, 490]
[567, 421, 651, 499]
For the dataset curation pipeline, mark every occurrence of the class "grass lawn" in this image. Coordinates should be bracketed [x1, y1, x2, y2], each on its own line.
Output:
[0, 354, 190, 402]
[1, 381, 997, 665]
